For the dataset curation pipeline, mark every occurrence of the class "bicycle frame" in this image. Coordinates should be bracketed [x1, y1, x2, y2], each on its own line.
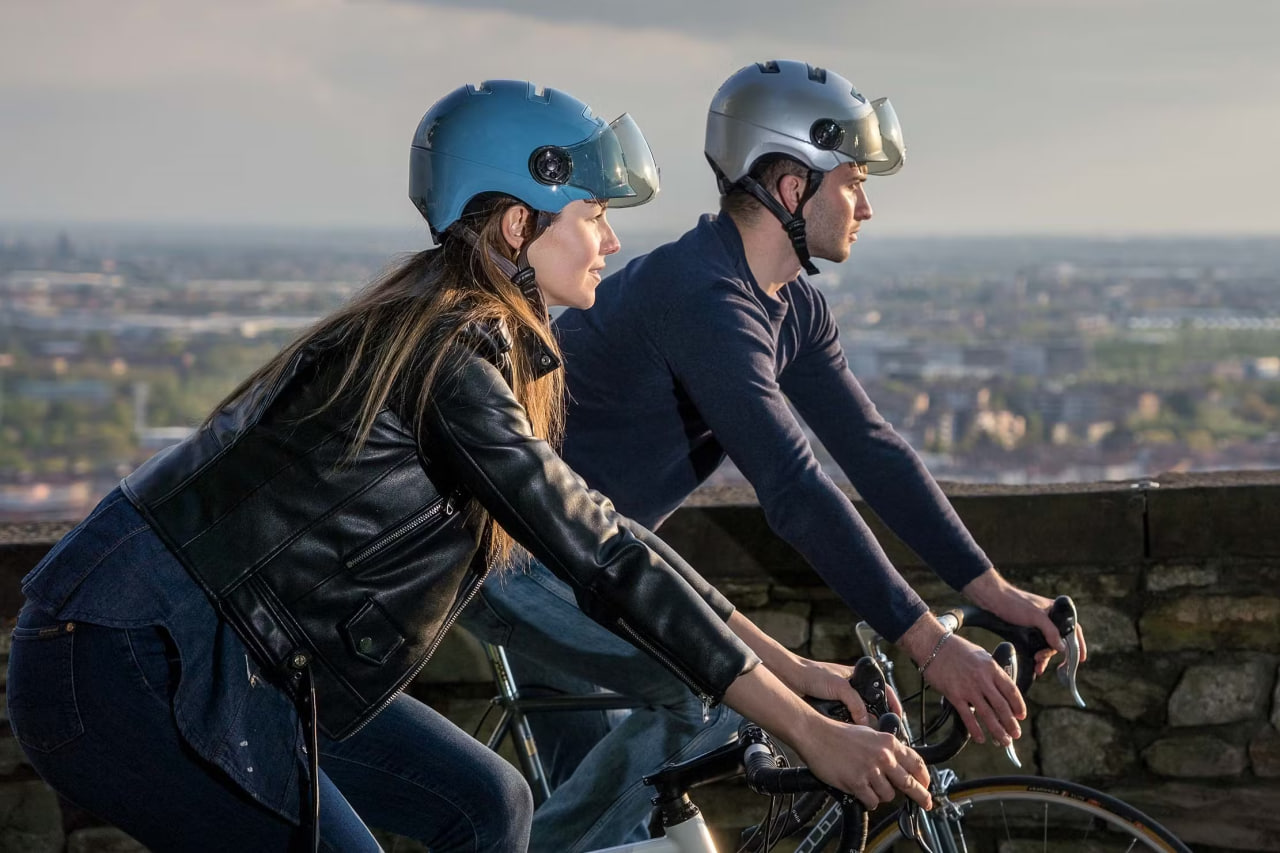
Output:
[481, 643, 641, 805]
[588, 818, 720, 853]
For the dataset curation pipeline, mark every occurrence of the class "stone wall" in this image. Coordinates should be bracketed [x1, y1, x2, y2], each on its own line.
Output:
[1, 471, 1278, 851]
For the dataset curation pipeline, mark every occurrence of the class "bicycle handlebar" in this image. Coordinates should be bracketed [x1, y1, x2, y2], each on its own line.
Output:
[809, 595, 1085, 767]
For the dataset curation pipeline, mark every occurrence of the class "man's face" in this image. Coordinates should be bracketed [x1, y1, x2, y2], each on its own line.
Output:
[804, 162, 873, 264]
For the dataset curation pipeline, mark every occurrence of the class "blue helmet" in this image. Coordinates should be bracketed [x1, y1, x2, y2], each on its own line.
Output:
[410, 81, 660, 241]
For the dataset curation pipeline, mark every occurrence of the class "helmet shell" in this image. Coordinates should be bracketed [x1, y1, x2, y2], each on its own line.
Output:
[706, 60, 896, 186]
[410, 81, 627, 238]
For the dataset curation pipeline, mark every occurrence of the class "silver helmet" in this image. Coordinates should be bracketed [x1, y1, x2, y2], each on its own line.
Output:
[705, 60, 904, 274]
[706, 60, 904, 189]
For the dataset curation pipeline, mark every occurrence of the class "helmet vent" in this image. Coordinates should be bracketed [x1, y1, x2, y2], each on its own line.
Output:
[756, 60, 781, 73]
[806, 65, 828, 84]
[530, 146, 573, 185]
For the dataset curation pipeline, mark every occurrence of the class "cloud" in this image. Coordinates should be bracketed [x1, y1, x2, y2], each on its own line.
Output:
[1, 0, 1276, 234]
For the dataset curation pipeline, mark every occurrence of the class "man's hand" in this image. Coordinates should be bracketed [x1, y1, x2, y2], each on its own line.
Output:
[918, 631, 1023, 745]
[963, 569, 1089, 675]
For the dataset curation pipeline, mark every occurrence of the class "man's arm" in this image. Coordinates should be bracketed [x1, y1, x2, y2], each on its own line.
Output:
[780, 286, 991, 590]
[652, 280, 928, 642]
[781, 286, 1086, 740]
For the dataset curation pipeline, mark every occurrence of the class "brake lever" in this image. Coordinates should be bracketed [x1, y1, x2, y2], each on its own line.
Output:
[880, 713, 937, 853]
[1049, 596, 1086, 708]
[851, 656, 890, 719]
[992, 642, 1022, 768]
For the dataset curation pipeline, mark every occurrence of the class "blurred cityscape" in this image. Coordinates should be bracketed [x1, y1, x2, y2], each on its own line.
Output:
[2, 223, 1279, 520]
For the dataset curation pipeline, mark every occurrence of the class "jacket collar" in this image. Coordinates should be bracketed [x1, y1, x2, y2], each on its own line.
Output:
[461, 317, 562, 380]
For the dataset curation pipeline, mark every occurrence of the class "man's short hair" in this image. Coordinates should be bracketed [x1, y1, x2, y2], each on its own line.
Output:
[719, 155, 810, 222]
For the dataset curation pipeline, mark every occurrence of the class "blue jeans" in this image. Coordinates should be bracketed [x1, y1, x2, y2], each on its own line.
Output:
[461, 561, 740, 853]
[7, 605, 532, 853]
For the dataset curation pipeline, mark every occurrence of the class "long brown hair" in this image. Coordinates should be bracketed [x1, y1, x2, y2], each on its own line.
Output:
[212, 194, 564, 568]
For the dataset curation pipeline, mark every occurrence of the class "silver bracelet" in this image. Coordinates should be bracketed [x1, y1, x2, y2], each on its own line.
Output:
[917, 630, 953, 675]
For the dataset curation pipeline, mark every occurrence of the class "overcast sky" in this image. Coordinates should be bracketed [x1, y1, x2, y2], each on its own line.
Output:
[2, 0, 1278, 238]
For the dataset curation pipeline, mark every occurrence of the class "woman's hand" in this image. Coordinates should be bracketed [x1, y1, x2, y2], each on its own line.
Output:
[723, 664, 932, 812]
[780, 656, 904, 725]
[797, 715, 932, 812]
[725, 611, 902, 725]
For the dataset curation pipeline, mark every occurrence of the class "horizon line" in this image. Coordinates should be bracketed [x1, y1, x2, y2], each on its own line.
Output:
[4, 219, 1280, 244]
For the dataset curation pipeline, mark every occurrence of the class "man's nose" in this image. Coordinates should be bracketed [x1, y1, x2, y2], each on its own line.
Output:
[856, 187, 874, 221]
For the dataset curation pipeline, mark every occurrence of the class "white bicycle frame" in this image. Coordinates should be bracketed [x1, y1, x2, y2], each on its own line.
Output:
[588, 818, 720, 853]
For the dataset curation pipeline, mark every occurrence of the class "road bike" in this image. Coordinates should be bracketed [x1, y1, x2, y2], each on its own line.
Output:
[478, 596, 1193, 852]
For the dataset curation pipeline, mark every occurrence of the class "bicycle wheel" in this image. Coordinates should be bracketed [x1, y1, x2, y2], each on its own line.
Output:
[857, 776, 1190, 853]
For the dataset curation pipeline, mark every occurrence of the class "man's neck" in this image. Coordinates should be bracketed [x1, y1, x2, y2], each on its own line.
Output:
[728, 211, 802, 297]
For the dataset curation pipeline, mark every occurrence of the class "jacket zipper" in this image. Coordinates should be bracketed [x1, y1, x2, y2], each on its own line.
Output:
[344, 548, 495, 737]
[614, 617, 716, 718]
[346, 495, 455, 569]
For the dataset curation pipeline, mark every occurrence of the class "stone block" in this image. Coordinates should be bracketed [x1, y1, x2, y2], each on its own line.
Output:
[1273, 664, 1280, 729]
[1146, 563, 1219, 592]
[1033, 567, 1140, 601]
[715, 581, 770, 608]
[1140, 595, 1280, 652]
[0, 737, 27, 776]
[742, 602, 810, 651]
[941, 489, 1145, 569]
[944, 728, 1040, 778]
[1250, 726, 1280, 778]
[1142, 734, 1248, 777]
[66, 826, 149, 853]
[1168, 658, 1276, 727]
[1147, 480, 1280, 559]
[770, 585, 839, 603]
[1076, 603, 1139, 656]
[0, 780, 64, 853]
[1049, 667, 1166, 721]
[1111, 781, 1280, 852]
[810, 618, 858, 662]
[1036, 708, 1134, 781]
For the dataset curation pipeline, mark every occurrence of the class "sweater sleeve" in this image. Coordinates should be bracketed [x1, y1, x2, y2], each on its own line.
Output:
[652, 279, 928, 641]
[780, 285, 992, 590]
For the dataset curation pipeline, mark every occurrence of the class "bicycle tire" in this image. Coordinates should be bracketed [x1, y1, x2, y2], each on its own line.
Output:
[843, 776, 1191, 853]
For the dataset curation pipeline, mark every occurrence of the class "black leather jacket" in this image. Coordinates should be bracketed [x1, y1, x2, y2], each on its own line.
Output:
[122, 324, 757, 739]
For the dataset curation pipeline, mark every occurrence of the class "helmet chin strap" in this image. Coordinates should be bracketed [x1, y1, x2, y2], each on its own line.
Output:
[735, 169, 825, 276]
[455, 209, 554, 318]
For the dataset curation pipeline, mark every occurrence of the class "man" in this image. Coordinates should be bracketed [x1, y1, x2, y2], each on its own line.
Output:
[462, 60, 1086, 852]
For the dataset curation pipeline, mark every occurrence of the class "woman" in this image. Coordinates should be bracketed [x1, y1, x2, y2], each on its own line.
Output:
[7, 80, 931, 852]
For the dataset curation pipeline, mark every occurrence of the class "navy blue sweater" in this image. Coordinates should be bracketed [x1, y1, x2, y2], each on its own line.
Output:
[555, 214, 992, 641]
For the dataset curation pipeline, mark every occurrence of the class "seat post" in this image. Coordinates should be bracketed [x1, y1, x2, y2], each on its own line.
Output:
[483, 643, 553, 805]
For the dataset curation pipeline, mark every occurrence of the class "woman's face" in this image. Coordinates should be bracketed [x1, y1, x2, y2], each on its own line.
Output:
[525, 200, 621, 310]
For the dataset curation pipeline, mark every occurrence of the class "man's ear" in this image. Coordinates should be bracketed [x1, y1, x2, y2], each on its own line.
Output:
[501, 205, 531, 253]
[777, 173, 807, 215]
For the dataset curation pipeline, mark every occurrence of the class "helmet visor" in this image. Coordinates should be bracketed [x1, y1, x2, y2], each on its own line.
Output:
[821, 97, 904, 175]
[867, 98, 905, 176]
[561, 113, 660, 208]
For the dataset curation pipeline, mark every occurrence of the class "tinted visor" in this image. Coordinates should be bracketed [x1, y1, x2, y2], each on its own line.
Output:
[823, 97, 904, 176]
[867, 98, 905, 176]
[560, 113, 659, 207]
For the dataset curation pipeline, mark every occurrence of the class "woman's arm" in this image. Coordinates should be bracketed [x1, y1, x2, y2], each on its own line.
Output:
[422, 352, 757, 704]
